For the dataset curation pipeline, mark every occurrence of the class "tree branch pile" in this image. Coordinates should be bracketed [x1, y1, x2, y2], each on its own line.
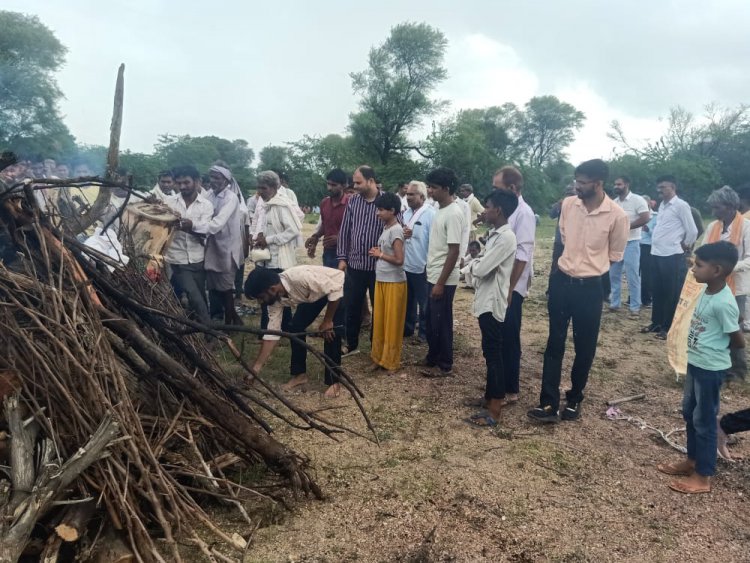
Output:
[0, 181, 374, 562]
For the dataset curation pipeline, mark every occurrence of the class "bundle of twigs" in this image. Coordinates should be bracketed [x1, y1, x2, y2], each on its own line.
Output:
[0, 181, 374, 562]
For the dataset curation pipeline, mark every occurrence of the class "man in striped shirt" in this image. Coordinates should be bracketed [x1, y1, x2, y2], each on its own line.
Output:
[337, 165, 385, 355]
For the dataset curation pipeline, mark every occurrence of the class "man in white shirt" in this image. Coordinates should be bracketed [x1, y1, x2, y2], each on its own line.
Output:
[150, 170, 176, 201]
[164, 165, 214, 324]
[610, 176, 650, 315]
[493, 166, 536, 404]
[245, 265, 346, 398]
[397, 182, 409, 213]
[421, 167, 466, 377]
[459, 184, 485, 241]
[643, 175, 698, 338]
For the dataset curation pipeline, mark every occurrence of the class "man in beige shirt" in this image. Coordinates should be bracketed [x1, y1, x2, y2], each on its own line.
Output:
[244, 265, 346, 398]
[528, 159, 629, 423]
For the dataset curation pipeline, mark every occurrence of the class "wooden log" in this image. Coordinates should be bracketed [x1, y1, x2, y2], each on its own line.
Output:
[40, 536, 63, 563]
[606, 393, 646, 406]
[54, 499, 95, 542]
[90, 528, 134, 563]
[0, 397, 119, 563]
[63, 64, 124, 236]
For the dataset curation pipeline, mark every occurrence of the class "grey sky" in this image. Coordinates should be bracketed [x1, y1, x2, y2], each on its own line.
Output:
[7, 0, 750, 163]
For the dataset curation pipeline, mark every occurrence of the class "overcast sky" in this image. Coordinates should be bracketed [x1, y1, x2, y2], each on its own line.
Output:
[7, 0, 750, 164]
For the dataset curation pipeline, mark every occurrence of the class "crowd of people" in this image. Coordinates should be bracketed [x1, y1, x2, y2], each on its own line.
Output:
[3, 154, 750, 495]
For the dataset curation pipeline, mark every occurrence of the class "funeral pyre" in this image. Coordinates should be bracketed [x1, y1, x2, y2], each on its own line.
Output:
[0, 176, 374, 563]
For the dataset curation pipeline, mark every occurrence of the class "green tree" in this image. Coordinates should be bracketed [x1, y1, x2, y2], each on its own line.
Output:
[0, 11, 75, 158]
[154, 134, 254, 171]
[349, 22, 448, 165]
[425, 106, 514, 190]
[514, 96, 585, 168]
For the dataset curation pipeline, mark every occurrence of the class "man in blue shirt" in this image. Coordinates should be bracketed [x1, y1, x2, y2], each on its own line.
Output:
[402, 181, 436, 343]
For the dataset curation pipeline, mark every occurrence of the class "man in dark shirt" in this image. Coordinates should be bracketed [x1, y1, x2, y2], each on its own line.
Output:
[306, 169, 349, 269]
[337, 165, 384, 355]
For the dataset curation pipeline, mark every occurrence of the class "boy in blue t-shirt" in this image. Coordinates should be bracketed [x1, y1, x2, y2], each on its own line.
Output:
[657, 241, 745, 494]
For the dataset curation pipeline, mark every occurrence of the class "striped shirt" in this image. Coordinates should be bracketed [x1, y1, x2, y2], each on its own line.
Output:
[337, 191, 385, 271]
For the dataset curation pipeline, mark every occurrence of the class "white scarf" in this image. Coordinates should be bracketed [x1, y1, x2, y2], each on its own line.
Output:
[406, 204, 429, 229]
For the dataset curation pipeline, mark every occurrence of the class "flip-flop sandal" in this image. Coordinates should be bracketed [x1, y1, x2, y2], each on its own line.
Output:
[656, 462, 693, 476]
[463, 412, 498, 428]
[668, 481, 711, 494]
[499, 397, 519, 408]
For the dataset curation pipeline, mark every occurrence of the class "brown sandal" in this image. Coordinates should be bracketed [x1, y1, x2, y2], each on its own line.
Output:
[656, 462, 693, 476]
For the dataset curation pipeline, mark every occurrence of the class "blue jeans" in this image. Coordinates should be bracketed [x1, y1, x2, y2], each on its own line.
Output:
[609, 239, 641, 311]
[683, 364, 725, 476]
[322, 248, 339, 269]
[404, 270, 428, 339]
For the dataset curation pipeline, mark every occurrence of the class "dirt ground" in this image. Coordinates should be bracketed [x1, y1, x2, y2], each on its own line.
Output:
[230, 218, 750, 563]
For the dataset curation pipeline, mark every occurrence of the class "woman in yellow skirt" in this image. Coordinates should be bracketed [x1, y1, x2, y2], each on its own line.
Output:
[368, 192, 407, 372]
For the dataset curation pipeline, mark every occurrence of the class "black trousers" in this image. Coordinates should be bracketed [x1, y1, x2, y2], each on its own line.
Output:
[404, 270, 428, 339]
[257, 267, 292, 332]
[289, 296, 345, 385]
[479, 312, 505, 400]
[170, 262, 209, 325]
[425, 283, 457, 372]
[344, 267, 376, 350]
[640, 244, 653, 306]
[540, 270, 604, 410]
[720, 408, 750, 435]
[651, 254, 687, 330]
[501, 292, 524, 395]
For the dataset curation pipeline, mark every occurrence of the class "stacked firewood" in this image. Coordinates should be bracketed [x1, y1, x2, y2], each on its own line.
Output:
[0, 180, 373, 562]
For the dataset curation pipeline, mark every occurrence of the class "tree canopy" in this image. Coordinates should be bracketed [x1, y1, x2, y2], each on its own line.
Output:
[0, 10, 75, 158]
[349, 22, 448, 166]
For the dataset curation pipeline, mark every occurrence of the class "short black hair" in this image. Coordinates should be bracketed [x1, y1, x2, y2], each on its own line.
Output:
[244, 268, 281, 299]
[695, 241, 739, 274]
[326, 168, 347, 185]
[484, 188, 519, 218]
[425, 167, 459, 194]
[374, 192, 401, 213]
[356, 165, 376, 181]
[656, 174, 678, 186]
[574, 159, 609, 183]
[158, 170, 173, 178]
[736, 183, 750, 203]
[468, 240, 481, 250]
[172, 165, 200, 180]
[616, 175, 631, 184]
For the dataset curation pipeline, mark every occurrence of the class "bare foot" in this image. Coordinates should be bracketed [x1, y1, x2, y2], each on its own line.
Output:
[656, 459, 695, 476]
[324, 383, 341, 398]
[368, 362, 384, 372]
[668, 473, 711, 494]
[717, 424, 733, 461]
[281, 374, 309, 392]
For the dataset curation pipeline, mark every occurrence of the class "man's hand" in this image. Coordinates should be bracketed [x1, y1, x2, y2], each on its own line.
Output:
[255, 233, 267, 249]
[318, 319, 335, 342]
[508, 291, 513, 306]
[338, 260, 347, 272]
[368, 246, 382, 258]
[305, 234, 319, 249]
[179, 218, 193, 232]
[144, 195, 160, 204]
[403, 227, 413, 239]
[431, 283, 445, 299]
[323, 234, 338, 247]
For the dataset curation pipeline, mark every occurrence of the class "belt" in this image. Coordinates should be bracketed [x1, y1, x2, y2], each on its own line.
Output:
[556, 270, 602, 285]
